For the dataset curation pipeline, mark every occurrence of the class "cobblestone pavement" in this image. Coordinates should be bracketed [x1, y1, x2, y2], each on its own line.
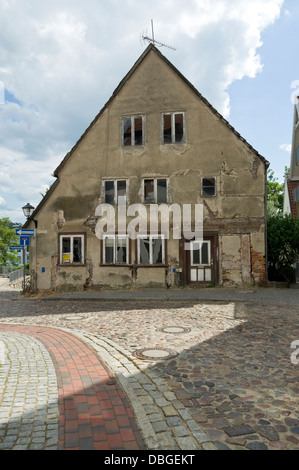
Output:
[0, 282, 298, 450]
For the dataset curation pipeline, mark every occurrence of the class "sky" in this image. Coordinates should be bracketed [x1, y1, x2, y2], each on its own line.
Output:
[0, 0, 298, 223]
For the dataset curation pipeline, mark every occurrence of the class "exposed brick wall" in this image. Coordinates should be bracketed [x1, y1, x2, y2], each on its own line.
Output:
[251, 248, 267, 286]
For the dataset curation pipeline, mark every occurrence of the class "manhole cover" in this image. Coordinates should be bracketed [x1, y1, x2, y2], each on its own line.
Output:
[64, 316, 85, 321]
[158, 326, 191, 334]
[133, 348, 178, 360]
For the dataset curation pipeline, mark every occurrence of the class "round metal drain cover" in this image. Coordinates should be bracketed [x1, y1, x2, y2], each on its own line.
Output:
[64, 315, 85, 321]
[133, 348, 178, 360]
[158, 326, 191, 334]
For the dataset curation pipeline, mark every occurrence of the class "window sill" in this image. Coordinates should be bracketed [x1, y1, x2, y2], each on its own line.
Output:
[100, 264, 132, 267]
[137, 264, 167, 268]
[58, 264, 86, 267]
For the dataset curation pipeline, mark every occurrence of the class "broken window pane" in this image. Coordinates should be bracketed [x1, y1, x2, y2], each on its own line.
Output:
[105, 237, 114, 264]
[117, 180, 127, 203]
[163, 114, 172, 143]
[123, 117, 132, 146]
[73, 237, 82, 263]
[152, 238, 163, 264]
[157, 179, 167, 203]
[144, 179, 155, 203]
[116, 237, 127, 263]
[139, 238, 150, 264]
[134, 116, 143, 146]
[175, 113, 184, 142]
[105, 181, 115, 204]
[202, 177, 216, 196]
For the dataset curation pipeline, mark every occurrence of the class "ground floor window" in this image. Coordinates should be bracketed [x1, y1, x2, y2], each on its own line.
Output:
[60, 234, 85, 265]
[103, 235, 129, 264]
[137, 235, 165, 265]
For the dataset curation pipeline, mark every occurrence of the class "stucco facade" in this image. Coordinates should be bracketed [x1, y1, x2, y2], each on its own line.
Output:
[284, 100, 299, 218]
[25, 45, 269, 293]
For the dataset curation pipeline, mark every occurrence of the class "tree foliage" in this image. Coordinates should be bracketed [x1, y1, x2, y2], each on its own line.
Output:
[0, 218, 19, 265]
[267, 214, 299, 271]
[267, 169, 284, 217]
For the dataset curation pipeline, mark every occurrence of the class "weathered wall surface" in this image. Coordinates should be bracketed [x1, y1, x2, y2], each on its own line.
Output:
[27, 48, 267, 292]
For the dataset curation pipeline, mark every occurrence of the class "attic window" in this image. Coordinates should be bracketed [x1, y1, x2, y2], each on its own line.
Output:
[122, 115, 144, 146]
[162, 112, 186, 144]
[202, 177, 216, 196]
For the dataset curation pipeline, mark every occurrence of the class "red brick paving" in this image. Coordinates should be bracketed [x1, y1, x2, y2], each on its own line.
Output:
[0, 324, 145, 450]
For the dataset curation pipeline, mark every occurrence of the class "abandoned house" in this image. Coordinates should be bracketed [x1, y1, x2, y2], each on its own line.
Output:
[24, 44, 269, 293]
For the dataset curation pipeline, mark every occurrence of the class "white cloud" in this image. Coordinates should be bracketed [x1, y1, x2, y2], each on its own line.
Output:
[0, 0, 284, 220]
[280, 143, 292, 153]
[0, 196, 6, 207]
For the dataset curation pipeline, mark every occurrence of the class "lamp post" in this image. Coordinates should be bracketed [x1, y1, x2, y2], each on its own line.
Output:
[22, 203, 38, 293]
[22, 203, 38, 228]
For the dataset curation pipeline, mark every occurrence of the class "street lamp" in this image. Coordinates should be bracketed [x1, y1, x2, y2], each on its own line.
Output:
[22, 203, 38, 228]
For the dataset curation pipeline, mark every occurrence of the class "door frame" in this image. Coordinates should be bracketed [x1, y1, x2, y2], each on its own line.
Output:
[180, 231, 219, 286]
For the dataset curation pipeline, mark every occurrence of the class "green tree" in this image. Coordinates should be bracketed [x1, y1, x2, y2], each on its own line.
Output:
[267, 169, 284, 217]
[0, 218, 19, 265]
[267, 214, 299, 281]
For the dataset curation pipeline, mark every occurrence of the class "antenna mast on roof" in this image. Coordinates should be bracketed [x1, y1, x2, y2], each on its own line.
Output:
[141, 19, 176, 51]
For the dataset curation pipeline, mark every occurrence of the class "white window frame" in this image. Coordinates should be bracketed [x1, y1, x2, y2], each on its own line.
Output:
[137, 234, 165, 265]
[103, 179, 129, 205]
[102, 234, 129, 265]
[190, 240, 211, 266]
[161, 112, 186, 144]
[60, 234, 85, 265]
[121, 115, 145, 147]
[143, 178, 168, 204]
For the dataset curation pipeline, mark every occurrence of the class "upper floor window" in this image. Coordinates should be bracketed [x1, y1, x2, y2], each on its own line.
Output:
[202, 177, 216, 197]
[122, 115, 144, 147]
[60, 234, 85, 265]
[104, 179, 128, 204]
[162, 112, 186, 144]
[143, 178, 168, 203]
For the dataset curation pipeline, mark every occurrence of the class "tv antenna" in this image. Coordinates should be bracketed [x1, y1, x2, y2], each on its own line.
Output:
[141, 20, 176, 51]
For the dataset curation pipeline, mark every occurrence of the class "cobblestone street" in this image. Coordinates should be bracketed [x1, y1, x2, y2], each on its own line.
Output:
[0, 282, 298, 450]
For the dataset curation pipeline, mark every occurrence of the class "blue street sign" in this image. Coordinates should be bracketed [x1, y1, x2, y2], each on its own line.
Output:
[9, 246, 24, 250]
[15, 229, 35, 236]
[20, 236, 30, 246]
